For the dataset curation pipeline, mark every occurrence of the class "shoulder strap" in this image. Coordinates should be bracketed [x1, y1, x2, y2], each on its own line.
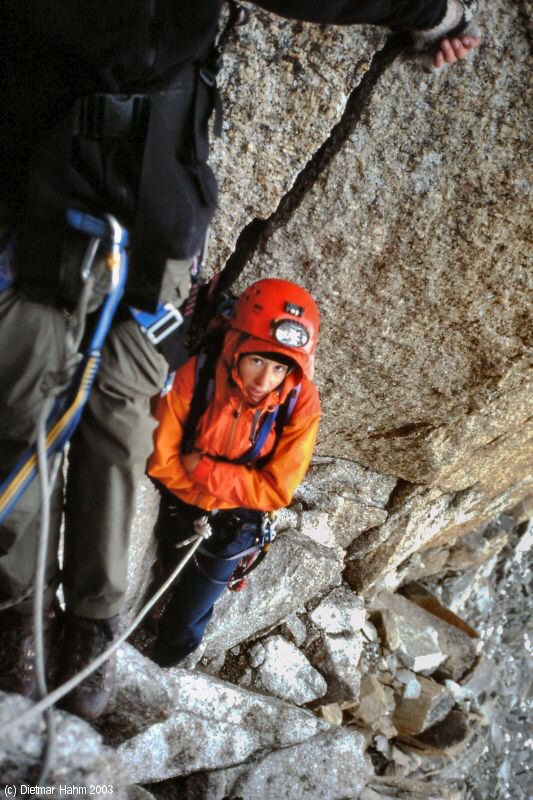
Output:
[253, 383, 302, 469]
[180, 341, 220, 455]
[230, 406, 279, 466]
[274, 384, 301, 439]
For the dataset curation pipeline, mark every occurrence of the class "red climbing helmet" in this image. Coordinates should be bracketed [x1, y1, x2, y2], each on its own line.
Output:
[230, 279, 320, 373]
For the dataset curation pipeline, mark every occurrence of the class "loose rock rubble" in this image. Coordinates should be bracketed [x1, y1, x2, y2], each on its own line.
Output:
[3, 505, 530, 799]
[3, 510, 530, 799]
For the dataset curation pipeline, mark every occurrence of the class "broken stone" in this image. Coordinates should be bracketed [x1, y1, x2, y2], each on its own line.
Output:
[238, 667, 253, 688]
[253, 635, 327, 705]
[398, 710, 475, 757]
[107, 644, 337, 784]
[384, 651, 399, 675]
[392, 674, 455, 736]
[362, 618, 380, 642]
[375, 735, 393, 758]
[377, 715, 398, 739]
[400, 583, 479, 639]
[388, 744, 421, 776]
[459, 655, 499, 700]
[379, 671, 394, 686]
[1, 692, 127, 789]
[437, 560, 498, 613]
[395, 669, 422, 699]
[373, 606, 446, 675]
[247, 641, 266, 668]
[350, 674, 395, 728]
[309, 586, 366, 635]
[202, 531, 343, 658]
[316, 702, 344, 725]
[310, 630, 364, 702]
[373, 592, 478, 680]
[279, 612, 308, 646]
[199, 651, 226, 676]
[183, 726, 369, 800]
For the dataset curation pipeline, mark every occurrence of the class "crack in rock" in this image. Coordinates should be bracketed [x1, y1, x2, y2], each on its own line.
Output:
[217, 33, 409, 295]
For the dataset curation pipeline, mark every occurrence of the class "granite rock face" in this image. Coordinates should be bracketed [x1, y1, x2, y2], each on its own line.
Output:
[207, 0, 532, 582]
[183, 726, 369, 800]
[201, 530, 344, 658]
[210, 9, 386, 273]
[109, 646, 346, 785]
[0, 692, 126, 791]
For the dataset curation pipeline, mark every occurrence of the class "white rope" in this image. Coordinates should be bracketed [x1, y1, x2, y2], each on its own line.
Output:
[7, 522, 209, 733]
[33, 405, 59, 784]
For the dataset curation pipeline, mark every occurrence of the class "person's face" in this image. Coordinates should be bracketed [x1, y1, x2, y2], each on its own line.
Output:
[238, 354, 290, 404]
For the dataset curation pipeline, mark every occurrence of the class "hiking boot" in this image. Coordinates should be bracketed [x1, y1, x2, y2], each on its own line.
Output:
[58, 614, 118, 721]
[0, 606, 61, 699]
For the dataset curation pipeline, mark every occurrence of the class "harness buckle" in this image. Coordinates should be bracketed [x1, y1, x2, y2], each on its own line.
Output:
[129, 303, 184, 346]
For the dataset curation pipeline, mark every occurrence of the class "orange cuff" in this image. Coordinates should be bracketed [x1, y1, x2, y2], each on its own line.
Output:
[190, 453, 214, 486]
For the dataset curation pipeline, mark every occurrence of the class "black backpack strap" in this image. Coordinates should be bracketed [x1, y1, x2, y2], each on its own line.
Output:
[180, 337, 224, 455]
[274, 384, 301, 439]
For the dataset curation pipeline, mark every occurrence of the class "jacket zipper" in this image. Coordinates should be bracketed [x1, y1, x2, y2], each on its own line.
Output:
[225, 401, 243, 454]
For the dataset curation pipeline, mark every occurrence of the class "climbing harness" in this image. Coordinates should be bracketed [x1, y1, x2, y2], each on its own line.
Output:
[226, 511, 278, 591]
[0, 211, 128, 527]
[191, 510, 278, 591]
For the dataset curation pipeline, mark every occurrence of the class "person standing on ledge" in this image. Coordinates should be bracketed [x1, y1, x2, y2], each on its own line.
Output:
[147, 279, 321, 666]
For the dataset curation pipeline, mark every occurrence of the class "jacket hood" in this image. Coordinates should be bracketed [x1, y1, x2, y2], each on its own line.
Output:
[219, 329, 305, 406]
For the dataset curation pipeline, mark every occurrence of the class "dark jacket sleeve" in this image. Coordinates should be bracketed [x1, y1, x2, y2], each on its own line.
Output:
[252, 0, 447, 32]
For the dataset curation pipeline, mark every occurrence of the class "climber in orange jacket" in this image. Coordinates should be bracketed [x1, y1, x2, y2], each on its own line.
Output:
[147, 278, 321, 666]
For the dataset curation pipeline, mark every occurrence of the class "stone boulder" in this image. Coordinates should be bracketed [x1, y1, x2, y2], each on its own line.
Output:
[201, 530, 344, 658]
[105, 645, 351, 785]
[0, 692, 126, 791]
[246, 635, 327, 704]
[183, 726, 369, 800]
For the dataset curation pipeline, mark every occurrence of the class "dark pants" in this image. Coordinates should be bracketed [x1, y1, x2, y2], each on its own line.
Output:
[0, 206, 191, 618]
[152, 490, 262, 666]
[0, 291, 168, 617]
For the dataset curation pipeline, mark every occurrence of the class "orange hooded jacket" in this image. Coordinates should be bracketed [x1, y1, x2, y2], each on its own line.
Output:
[148, 329, 321, 511]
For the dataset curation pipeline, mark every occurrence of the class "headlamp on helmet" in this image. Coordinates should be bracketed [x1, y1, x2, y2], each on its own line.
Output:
[273, 318, 309, 348]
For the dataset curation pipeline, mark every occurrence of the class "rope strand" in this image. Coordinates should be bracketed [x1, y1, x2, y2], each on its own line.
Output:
[7, 530, 206, 734]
